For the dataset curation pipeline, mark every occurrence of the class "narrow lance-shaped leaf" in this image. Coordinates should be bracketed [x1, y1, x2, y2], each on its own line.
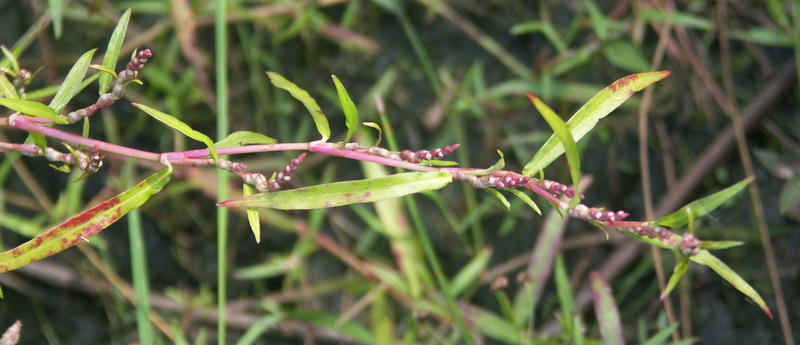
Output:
[48, 0, 64, 38]
[508, 189, 541, 215]
[655, 177, 753, 228]
[0, 99, 65, 124]
[215, 131, 277, 148]
[472, 150, 505, 175]
[528, 93, 581, 207]
[218, 172, 452, 210]
[484, 188, 510, 210]
[690, 250, 772, 318]
[133, 103, 219, 162]
[1, 45, 20, 73]
[99, 8, 131, 94]
[523, 71, 671, 176]
[49, 49, 96, 114]
[450, 247, 492, 297]
[266, 72, 330, 142]
[0, 74, 19, 100]
[332, 75, 359, 143]
[590, 272, 624, 345]
[0, 167, 172, 273]
[243, 184, 261, 243]
[660, 258, 689, 300]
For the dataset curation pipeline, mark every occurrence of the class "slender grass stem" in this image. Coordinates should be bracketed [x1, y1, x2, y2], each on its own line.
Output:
[215, 0, 230, 343]
[123, 161, 156, 345]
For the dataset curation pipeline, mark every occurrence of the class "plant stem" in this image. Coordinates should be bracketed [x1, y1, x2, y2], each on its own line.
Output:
[215, 0, 230, 343]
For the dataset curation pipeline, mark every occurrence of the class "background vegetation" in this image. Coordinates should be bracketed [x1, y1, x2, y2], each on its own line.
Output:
[0, 0, 797, 344]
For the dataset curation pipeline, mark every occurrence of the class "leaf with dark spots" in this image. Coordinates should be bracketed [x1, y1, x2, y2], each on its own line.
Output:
[0, 167, 171, 273]
[218, 172, 452, 210]
[523, 71, 670, 176]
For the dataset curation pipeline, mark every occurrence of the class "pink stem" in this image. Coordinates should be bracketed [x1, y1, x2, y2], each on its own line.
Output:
[309, 142, 438, 172]
[9, 115, 161, 161]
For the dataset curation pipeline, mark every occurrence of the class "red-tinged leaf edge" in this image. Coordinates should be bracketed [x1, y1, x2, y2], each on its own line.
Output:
[0, 167, 171, 273]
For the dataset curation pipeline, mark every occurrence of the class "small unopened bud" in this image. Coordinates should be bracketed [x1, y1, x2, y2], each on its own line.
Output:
[491, 276, 509, 291]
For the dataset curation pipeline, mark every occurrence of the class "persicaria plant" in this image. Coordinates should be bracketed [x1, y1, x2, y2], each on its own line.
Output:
[0, 11, 773, 344]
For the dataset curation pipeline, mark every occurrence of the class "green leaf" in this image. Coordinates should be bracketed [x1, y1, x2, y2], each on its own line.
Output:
[779, 173, 800, 215]
[508, 189, 541, 215]
[655, 177, 753, 228]
[700, 240, 744, 250]
[472, 150, 505, 175]
[642, 323, 680, 345]
[30, 133, 48, 151]
[218, 172, 452, 210]
[332, 75, 359, 143]
[266, 71, 330, 142]
[660, 258, 688, 299]
[0, 98, 65, 124]
[243, 184, 261, 243]
[450, 247, 492, 297]
[590, 272, 624, 345]
[0, 211, 44, 238]
[554, 254, 576, 334]
[601, 40, 651, 72]
[49, 164, 71, 173]
[523, 71, 670, 176]
[484, 188, 510, 210]
[90, 64, 118, 79]
[368, 263, 409, 295]
[528, 93, 581, 207]
[579, 0, 609, 40]
[0, 74, 19, 100]
[235, 314, 284, 345]
[133, 103, 219, 162]
[99, 8, 131, 94]
[417, 159, 459, 166]
[690, 250, 772, 318]
[49, 49, 96, 114]
[1, 46, 20, 73]
[0, 167, 171, 273]
[214, 131, 277, 148]
[48, 0, 64, 38]
[288, 310, 373, 344]
[362, 122, 382, 147]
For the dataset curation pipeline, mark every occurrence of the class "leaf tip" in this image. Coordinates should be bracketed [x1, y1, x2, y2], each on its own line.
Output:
[526, 92, 538, 102]
[763, 306, 773, 319]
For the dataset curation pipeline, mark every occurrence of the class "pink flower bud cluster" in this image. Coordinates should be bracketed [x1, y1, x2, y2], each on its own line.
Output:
[452, 171, 531, 189]
[569, 204, 630, 223]
[217, 159, 247, 173]
[242, 153, 306, 192]
[344, 143, 460, 164]
[540, 179, 582, 199]
[65, 49, 153, 124]
[43, 144, 104, 173]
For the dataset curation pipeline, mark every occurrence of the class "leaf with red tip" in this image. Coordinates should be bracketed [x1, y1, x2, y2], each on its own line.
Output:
[590, 272, 624, 345]
[0, 167, 171, 273]
[523, 71, 670, 176]
[689, 250, 772, 318]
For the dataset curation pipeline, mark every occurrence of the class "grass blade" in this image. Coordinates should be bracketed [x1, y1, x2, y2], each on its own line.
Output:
[49, 49, 96, 114]
[218, 172, 452, 210]
[266, 71, 330, 142]
[523, 71, 670, 176]
[655, 177, 753, 228]
[48, 0, 63, 38]
[133, 103, 219, 162]
[0, 167, 171, 273]
[450, 247, 492, 297]
[98, 8, 132, 94]
[234, 314, 284, 345]
[332, 75, 359, 143]
[0, 99, 64, 124]
[590, 272, 624, 345]
[689, 250, 772, 318]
